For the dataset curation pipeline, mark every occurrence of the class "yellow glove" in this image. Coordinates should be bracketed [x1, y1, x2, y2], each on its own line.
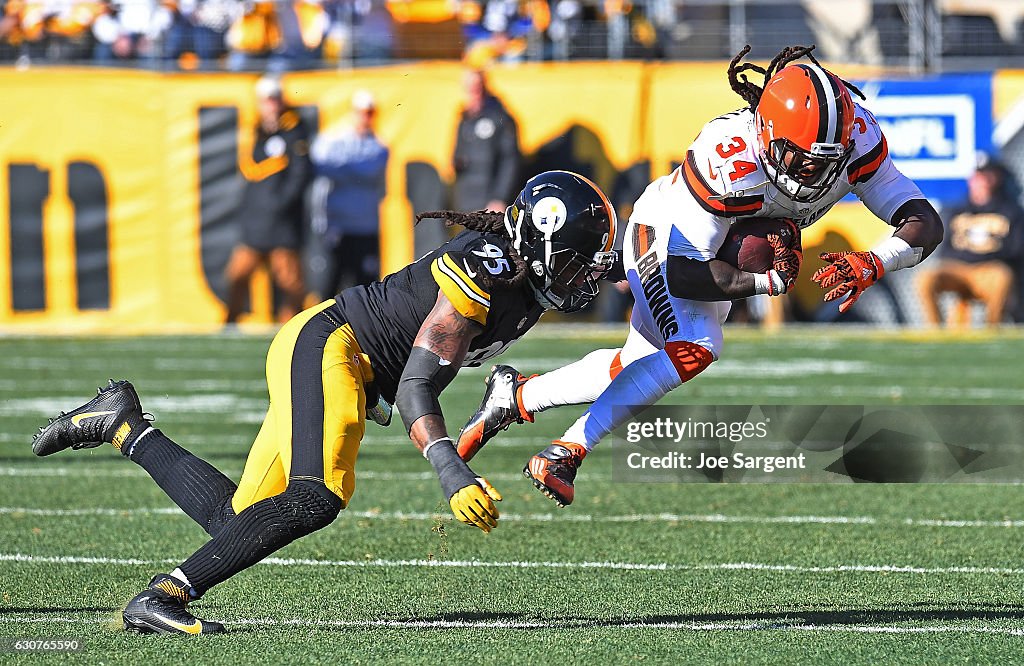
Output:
[449, 477, 502, 533]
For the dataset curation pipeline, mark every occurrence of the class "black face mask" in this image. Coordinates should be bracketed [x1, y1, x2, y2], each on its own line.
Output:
[765, 138, 852, 203]
[532, 246, 617, 313]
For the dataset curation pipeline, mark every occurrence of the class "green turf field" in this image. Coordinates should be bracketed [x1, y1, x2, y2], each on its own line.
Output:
[2, 326, 1024, 664]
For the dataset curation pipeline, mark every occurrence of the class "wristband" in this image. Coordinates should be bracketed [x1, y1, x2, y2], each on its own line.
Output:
[422, 436, 452, 459]
[870, 236, 924, 273]
[424, 438, 478, 500]
[753, 270, 786, 296]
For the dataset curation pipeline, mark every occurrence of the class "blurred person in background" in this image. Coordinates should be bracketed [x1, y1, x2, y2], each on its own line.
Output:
[309, 89, 389, 295]
[91, 0, 170, 63]
[452, 68, 521, 213]
[917, 158, 1024, 327]
[1, 0, 24, 55]
[322, 0, 392, 64]
[8, 0, 105, 62]
[163, 0, 234, 66]
[225, 0, 326, 71]
[225, 75, 312, 324]
[459, 0, 543, 67]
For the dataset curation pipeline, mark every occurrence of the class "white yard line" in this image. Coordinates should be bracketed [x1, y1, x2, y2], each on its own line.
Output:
[0, 614, 1021, 636]
[1, 552, 1022, 577]
[5, 504, 1024, 529]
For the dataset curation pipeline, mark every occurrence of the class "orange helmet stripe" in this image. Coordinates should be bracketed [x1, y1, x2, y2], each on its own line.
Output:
[557, 170, 617, 253]
[847, 135, 889, 185]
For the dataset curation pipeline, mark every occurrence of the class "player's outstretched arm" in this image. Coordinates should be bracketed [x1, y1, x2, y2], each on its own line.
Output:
[396, 292, 502, 532]
[889, 198, 943, 260]
[812, 198, 943, 313]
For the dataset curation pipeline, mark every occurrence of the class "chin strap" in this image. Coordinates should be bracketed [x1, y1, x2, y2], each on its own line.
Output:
[504, 207, 525, 252]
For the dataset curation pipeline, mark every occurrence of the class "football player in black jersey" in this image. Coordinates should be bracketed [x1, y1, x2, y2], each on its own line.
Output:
[29, 171, 617, 635]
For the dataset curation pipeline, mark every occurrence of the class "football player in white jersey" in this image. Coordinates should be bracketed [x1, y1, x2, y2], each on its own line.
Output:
[456, 45, 944, 507]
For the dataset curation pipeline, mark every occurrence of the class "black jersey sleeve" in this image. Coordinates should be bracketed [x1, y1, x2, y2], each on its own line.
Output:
[429, 234, 517, 325]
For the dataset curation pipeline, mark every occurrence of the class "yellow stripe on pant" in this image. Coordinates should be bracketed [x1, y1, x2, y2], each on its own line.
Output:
[232, 299, 371, 512]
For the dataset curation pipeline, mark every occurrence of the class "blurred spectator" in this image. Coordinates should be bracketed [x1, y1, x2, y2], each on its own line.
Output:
[547, 0, 582, 60]
[163, 0, 234, 66]
[226, 0, 327, 71]
[452, 68, 520, 213]
[92, 0, 170, 63]
[460, 0, 545, 67]
[309, 89, 389, 295]
[225, 75, 312, 324]
[7, 0, 106, 62]
[917, 159, 1024, 327]
[1, 1, 24, 55]
[322, 0, 392, 64]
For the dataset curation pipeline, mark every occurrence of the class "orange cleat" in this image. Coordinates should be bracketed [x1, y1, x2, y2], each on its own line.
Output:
[523, 441, 588, 507]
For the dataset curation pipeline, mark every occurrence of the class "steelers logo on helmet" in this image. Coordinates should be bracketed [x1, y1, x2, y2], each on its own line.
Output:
[506, 170, 618, 313]
[531, 197, 568, 234]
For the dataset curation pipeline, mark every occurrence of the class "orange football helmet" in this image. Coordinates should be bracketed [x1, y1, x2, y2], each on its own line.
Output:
[755, 63, 856, 203]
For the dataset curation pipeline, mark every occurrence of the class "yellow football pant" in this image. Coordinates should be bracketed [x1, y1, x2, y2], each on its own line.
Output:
[232, 299, 371, 512]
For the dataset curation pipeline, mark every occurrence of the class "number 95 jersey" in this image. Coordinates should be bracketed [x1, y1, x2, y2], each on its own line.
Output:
[335, 230, 545, 404]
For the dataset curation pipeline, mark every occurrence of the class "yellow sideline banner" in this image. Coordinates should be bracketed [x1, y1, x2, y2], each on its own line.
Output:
[0, 63, 1006, 331]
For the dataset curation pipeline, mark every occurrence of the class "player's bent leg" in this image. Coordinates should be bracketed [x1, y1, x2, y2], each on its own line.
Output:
[128, 429, 239, 537]
[518, 312, 661, 415]
[177, 479, 342, 595]
[526, 341, 716, 507]
[459, 318, 663, 461]
[456, 364, 535, 461]
[31, 379, 239, 536]
[123, 479, 343, 635]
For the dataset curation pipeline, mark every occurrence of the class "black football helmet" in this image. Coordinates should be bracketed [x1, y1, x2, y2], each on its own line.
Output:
[504, 171, 618, 312]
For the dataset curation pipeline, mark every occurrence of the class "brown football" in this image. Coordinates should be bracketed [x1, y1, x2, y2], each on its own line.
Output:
[716, 218, 797, 273]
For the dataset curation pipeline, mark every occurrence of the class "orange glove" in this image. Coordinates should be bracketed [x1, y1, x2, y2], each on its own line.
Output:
[812, 251, 885, 313]
[767, 221, 802, 292]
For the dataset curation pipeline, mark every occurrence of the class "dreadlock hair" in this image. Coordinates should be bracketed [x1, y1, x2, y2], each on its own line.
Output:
[414, 210, 529, 287]
[727, 44, 866, 112]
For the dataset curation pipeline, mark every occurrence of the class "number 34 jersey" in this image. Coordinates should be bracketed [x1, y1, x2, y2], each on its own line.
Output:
[633, 103, 924, 263]
[335, 229, 545, 403]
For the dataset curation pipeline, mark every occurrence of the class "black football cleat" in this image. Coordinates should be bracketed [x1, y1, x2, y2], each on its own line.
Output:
[523, 442, 588, 508]
[123, 574, 225, 635]
[31, 379, 150, 457]
[456, 365, 534, 461]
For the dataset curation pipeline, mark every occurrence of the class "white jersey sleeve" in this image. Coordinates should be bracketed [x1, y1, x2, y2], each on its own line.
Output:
[848, 107, 924, 225]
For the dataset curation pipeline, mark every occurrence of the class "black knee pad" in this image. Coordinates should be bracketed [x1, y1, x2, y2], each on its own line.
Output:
[273, 479, 343, 534]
